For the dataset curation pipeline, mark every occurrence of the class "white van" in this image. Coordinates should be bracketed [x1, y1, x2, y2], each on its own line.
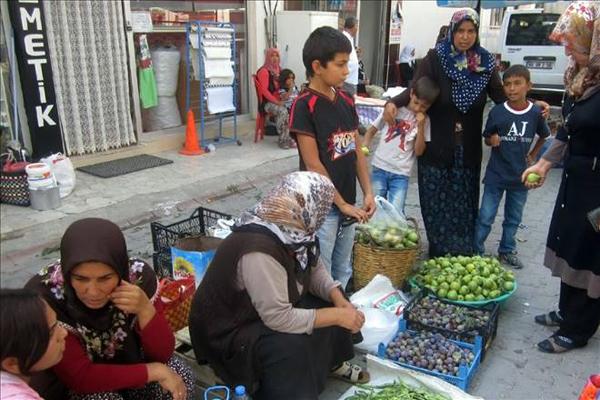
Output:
[499, 9, 567, 94]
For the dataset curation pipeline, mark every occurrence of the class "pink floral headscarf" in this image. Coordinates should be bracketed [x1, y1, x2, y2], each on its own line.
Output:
[262, 48, 282, 78]
[549, 1, 600, 99]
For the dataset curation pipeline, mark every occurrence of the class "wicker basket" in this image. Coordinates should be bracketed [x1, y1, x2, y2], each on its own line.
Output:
[352, 217, 420, 290]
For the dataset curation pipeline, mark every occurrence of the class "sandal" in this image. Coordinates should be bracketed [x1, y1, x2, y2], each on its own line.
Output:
[534, 311, 563, 327]
[537, 335, 582, 353]
[330, 361, 370, 384]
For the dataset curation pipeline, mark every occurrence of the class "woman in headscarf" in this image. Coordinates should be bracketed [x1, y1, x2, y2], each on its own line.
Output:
[522, 1, 600, 353]
[256, 48, 295, 149]
[383, 9, 549, 258]
[189, 171, 369, 400]
[26, 218, 195, 400]
[398, 44, 416, 86]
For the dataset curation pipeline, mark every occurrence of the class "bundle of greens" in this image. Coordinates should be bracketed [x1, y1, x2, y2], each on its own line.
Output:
[346, 381, 449, 400]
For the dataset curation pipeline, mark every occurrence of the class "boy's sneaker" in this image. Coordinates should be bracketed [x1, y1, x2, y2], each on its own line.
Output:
[498, 253, 525, 269]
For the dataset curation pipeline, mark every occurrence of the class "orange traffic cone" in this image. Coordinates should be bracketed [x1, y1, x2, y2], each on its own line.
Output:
[179, 110, 204, 156]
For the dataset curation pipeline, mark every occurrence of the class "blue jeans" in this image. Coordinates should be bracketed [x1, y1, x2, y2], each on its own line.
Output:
[371, 166, 409, 216]
[317, 206, 356, 290]
[474, 184, 528, 255]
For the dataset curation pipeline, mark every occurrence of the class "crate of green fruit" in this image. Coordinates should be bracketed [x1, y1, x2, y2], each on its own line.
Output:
[404, 290, 499, 359]
[410, 255, 517, 307]
[378, 320, 482, 391]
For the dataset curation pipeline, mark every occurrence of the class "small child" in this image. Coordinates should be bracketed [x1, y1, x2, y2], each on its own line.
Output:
[362, 77, 439, 216]
[290, 26, 375, 291]
[278, 68, 299, 110]
[1, 288, 67, 400]
[474, 64, 551, 268]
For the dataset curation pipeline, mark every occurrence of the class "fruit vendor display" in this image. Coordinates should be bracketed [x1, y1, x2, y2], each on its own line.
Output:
[409, 296, 492, 334]
[346, 381, 449, 400]
[384, 331, 476, 377]
[413, 255, 516, 302]
[356, 222, 419, 250]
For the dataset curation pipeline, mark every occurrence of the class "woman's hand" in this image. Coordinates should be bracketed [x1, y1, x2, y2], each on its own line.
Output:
[535, 100, 551, 118]
[110, 281, 155, 327]
[337, 307, 365, 333]
[383, 102, 398, 126]
[521, 164, 546, 189]
[147, 363, 187, 400]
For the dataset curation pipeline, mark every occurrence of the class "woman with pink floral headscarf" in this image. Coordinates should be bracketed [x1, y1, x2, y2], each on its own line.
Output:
[523, 0, 600, 353]
[256, 48, 295, 149]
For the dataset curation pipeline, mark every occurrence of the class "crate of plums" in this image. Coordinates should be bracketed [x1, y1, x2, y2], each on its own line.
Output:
[378, 319, 482, 391]
[404, 290, 499, 359]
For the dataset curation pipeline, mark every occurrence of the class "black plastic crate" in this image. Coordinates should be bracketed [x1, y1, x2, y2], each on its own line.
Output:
[403, 290, 499, 360]
[150, 207, 233, 277]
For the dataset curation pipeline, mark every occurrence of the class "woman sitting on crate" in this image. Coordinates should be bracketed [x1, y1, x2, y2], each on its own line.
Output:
[189, 171, 370, 400]
[25, 218, 195, 400]
[256, 47, 296, 149]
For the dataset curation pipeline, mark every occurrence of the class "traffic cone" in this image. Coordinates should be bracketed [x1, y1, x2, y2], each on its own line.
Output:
[179, 110, 204, 156]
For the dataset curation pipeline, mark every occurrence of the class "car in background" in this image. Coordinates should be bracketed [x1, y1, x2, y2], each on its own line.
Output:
[498, 9, 567, 96]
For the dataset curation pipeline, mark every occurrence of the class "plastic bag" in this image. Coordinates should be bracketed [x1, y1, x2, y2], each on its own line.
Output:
[350, 274, 410, 315]
[355, 307, 400, 354]
[355, 196, 419, 250]
[41, 153, 75, 198]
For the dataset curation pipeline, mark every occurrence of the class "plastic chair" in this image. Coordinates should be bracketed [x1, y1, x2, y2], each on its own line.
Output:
[252, 74, 267, 143]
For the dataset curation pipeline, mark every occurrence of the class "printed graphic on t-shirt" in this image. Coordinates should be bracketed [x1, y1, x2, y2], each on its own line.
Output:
[501, 121, 532, 143]
[384, 119, 414, 151]
[328, 129, 356, 160]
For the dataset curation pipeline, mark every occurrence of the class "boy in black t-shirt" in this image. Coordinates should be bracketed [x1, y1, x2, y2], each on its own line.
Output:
[290, 26, 375, 290]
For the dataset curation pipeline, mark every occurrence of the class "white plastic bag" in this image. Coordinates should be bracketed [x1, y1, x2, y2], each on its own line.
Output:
[354, 307, 400, 354]
[350, 274, 410, 314]
[41, 153, 75, 198]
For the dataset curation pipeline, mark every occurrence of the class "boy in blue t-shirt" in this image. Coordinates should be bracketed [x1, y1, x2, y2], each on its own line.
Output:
[474, 65, 550, 269]
[290, 26, 375, 290]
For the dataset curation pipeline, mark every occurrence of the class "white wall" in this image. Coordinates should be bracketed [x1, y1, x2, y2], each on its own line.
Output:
[399, 2, 456, 60]
[246, 1, 268, 118]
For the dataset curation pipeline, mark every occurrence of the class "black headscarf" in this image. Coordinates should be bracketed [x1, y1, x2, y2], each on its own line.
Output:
[26, 218, 157, 364]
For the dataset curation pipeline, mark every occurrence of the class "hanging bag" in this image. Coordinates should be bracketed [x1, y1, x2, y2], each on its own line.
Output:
[0, 153, 30, 206]
[157, 277, 196, 332]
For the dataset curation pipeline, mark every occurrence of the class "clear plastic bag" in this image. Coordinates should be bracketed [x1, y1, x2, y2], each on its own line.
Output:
[355, 196, 419, 250]
[41, 153, 75, 198]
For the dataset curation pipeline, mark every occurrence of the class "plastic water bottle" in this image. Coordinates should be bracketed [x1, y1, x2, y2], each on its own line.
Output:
[233, 385, 248, 400]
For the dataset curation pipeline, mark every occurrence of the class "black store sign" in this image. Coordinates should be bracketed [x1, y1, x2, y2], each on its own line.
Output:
[9, 0, 63, 159]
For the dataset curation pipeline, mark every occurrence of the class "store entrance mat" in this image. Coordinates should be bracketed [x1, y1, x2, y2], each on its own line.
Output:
[77, 154, 173, 178]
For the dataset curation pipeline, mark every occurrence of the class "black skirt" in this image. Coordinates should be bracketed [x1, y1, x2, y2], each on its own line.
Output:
[545, 154, 600, 298]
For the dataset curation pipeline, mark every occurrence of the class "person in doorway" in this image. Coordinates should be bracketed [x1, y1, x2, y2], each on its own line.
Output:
[291, 26, 375, 290]
[341, 17, 360, 95]
[256, 48, 295, 149]
[26, 218, 195, 400]
[382, 8, 549, 257]
[1, 288, 68, 400]
[522, 1, 600, 353]
[474, 64, 551, 268]
[362, 77, 439, 216]
[398, 44, 416, 87]
[278, 68, 300, 111]
[436, 25, 450, 45]
[189, 171, 369, 400]
[356, 47, 369, 96]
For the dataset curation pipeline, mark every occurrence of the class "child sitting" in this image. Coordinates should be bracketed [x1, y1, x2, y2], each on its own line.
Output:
[474, 64, 550, 268]
[362, 76, 439, 216]
[278, 68, 300, 110]
[1, 288, 67, 400]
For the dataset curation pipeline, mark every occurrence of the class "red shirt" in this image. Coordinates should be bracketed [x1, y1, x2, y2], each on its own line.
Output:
[256, 67, 280, 104]
[52, 311, 175, 393]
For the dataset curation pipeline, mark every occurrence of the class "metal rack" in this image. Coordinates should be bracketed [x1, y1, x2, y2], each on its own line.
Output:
[185, 21, 241, 147]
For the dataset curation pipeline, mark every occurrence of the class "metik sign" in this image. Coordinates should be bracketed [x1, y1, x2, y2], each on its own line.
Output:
[9, 0, 63, 158]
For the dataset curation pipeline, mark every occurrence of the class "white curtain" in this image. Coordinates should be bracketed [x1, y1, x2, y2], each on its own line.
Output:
[43, 0, 135, 155]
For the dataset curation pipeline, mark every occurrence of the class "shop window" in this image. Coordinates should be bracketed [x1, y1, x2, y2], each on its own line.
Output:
[130, 0, 248, 132]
